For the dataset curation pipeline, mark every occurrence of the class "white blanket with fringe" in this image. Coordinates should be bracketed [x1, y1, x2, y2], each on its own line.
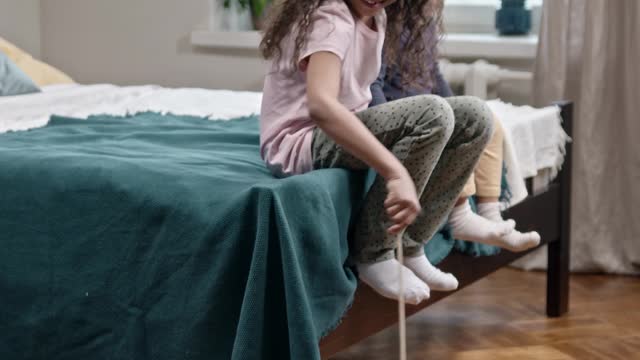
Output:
[0, 83, 262, 133]
[488, 100, 569, 179]
[487, 100, 570, 208]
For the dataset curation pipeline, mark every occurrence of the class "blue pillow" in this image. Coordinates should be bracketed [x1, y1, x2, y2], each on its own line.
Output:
[0, 51, 40, 96]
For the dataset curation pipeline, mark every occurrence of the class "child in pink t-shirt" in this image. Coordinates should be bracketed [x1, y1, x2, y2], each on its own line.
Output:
[260, 0, 494, 304]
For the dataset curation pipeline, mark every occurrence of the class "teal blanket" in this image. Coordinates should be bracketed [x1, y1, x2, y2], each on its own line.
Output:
[0, 113, 497, 359]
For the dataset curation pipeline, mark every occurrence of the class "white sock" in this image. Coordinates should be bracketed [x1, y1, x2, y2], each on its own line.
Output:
[499, 230, 542, 252]
[449, 202, 515, 245]
[357, 259, 431, 305]
[404, 255, 459, 292]
[477, 201, 516, 228]
[477, 201, 541, 252]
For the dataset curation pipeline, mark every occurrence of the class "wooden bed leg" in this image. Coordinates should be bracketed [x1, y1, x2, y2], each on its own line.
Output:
[547, 232, 570, 317]
[546, 102, 573, 317]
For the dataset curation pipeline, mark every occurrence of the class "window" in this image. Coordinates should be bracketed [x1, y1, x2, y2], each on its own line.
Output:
[443, 0, 543, 35]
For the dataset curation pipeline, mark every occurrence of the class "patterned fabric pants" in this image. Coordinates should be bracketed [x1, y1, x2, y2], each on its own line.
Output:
[311, 95, 493, 263]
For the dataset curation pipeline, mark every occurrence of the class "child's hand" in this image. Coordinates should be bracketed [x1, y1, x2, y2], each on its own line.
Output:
[384, 173, 421, 235]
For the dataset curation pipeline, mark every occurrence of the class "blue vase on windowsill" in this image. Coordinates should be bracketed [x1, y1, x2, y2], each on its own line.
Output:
[496, 0, 531, 35]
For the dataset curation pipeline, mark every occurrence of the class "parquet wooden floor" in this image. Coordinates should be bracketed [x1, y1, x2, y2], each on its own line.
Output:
[331, 268, 640, 360]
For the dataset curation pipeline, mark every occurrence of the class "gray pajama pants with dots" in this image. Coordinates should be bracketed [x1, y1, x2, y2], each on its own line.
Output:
[311, 95, 494, 264]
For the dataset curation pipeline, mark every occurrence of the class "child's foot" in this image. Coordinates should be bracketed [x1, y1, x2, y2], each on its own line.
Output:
[477, 202, 516, 228]
[404, 255, 459, 292]
[450, 202, 515, 244]
[499, 230, 542, 252]
[357, 259, 431, 305]
[477, 202, 541, 252]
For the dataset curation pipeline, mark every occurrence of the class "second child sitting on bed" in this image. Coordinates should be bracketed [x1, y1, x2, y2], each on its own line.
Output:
[259, 0, 493, 304]
[369, 1, 541, 292]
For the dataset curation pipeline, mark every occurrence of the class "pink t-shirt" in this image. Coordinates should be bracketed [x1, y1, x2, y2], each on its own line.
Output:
[260, 0, 386, 177]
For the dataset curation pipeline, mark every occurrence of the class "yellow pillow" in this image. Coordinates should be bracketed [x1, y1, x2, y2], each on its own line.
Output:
[0, 37, 74, 86]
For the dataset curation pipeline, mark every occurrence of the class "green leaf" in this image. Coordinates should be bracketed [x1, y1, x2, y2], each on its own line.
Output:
[250, 0, 269, 16]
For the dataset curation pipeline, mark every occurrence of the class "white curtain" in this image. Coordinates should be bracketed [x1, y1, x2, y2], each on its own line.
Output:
[514, 0, 640, 274]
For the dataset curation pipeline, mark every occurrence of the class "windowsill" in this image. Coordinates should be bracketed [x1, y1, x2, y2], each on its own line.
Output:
[440, 33, 538, 59]
[190, 30, 538, 60]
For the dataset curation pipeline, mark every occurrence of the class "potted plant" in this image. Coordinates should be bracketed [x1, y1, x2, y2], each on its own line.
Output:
[223, 0, 271, 30]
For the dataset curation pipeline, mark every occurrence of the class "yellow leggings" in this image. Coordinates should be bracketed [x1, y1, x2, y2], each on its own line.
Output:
[461, 117, 504, 198]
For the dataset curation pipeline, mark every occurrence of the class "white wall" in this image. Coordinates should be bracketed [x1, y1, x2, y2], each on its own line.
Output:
[39, 0, 534, 101]
[40, 0, 268, 90]
[0, 0, 41, 57]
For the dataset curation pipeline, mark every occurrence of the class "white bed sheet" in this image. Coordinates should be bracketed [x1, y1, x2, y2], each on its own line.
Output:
[0, 84, 262, 133]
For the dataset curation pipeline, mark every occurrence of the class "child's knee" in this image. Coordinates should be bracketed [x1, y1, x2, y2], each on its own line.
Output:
[457, 96, 493, 142]
[492, 116, 504, 142]
[413, 95, 455, 138]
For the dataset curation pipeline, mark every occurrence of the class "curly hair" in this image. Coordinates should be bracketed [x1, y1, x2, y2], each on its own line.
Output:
[385, 0, 444, 89]
[260, 0, 321, 71]
[260, 0, 444, 88]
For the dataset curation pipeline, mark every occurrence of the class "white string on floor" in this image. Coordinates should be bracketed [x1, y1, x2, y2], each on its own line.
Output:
[396, 232, 407, 360]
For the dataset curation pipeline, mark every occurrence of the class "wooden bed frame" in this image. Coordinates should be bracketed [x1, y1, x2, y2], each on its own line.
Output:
[319, 101, 574, 359]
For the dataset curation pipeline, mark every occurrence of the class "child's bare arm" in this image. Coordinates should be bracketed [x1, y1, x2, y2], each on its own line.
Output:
[306, 52, 420, 233]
